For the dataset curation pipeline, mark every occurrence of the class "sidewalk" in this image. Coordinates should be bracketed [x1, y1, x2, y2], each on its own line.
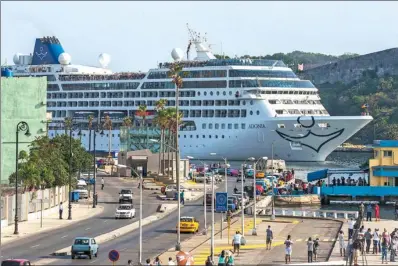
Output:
[1, 201, 104, 245]
[329, 219, 398, 265]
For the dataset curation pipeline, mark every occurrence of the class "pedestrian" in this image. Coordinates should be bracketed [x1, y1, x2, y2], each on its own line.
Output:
[348, 218, 356, 239]
[59, 201, 63, 219]
[284, 235, 293, 264]
[168, 257, 175, 265]
[366, 204, 373, 221]
[226, 251, 234, 266]
[313, 238, 320, 262]
[353, 238, 361, 265]
[365, 228, 372, 253]
[218, 250, 226, 266]
[205, 255, 214, 266]
[373, 228, 380, 254]
[390, 232, 398, 262]
[381, 237, 389, 264]
[232, 231, 242, 256]
[338, 230, 346, 257]
[154, 256, 162, 266]
[180, 190, 185, 205]
[266, 225, 273, 250]
[146, 258, 152, 266]
[359, 202, 365, 220]
[307, 237, 313, 263]
[101, 177, 104, 190]
[128, 259, 133, 265]
[375, 203, 380, 221]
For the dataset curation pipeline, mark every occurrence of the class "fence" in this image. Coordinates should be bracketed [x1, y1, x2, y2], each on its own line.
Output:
[0, 186, 68, 228]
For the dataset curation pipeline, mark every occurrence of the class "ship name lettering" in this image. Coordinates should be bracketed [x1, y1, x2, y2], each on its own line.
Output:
[249, 124, 266, 129]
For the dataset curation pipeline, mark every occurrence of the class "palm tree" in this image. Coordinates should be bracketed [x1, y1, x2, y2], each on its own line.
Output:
[137, 104, 148, 127]
[122, 116, 133, 128]
[88, 115, 94, 180]
[103, 115, 113, 164]
[165, 107, 183, 181]
[154, 99, 168, 176]
[64, 117, 72, 135]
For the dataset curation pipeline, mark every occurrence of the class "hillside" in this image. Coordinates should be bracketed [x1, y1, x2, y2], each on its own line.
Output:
[216, 49, 398, 144]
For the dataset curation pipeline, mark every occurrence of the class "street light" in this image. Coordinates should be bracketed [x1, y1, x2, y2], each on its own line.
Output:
[14, 121, 31, 235]
[252, 156, 268, 236]
[92, 122, 103, 208]
[67, 121, 81, 220]
[271, 141, 276, 220]
[209, 153, 218, 261]
[241, 157, 256, 236]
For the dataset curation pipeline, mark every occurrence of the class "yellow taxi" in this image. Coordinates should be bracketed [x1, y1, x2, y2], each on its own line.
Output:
[177, 216, 200, 233]
[256, 171, 265, 178]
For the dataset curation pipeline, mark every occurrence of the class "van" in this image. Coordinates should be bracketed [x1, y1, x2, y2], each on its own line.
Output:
[203, 193, 215, 206]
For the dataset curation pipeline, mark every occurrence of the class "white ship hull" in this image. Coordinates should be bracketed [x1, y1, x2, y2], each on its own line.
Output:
[49, 115, 372, 162]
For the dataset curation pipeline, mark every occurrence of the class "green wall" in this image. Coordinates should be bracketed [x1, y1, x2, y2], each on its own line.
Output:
[1, 77, 47, 184]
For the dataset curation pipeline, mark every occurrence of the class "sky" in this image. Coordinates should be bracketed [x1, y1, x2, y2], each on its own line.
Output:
[1, 1, 398, 72]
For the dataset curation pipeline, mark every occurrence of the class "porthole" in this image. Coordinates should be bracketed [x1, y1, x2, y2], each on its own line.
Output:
[216, 135, 218, 139]
[222, 135, 225, 138]
[256, 110, 260, 115]
[229, 91, 232, 95]
[243, 101, 246, 105]
[250, 100, 254, 105]
[250, 111, 253, 115]
[210, 91, 213, 96]
[216, 91, 220, 96]
[198, 92, 201, 96]
[196, 135, 199, 138]
[203, 135, 206, 138]
[209, 135, 212, 138]
[223, 91, 226, 96]
[204, 92, 207, 96]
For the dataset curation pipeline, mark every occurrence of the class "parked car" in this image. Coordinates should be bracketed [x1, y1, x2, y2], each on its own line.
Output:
[1, 259, 31, 266]
[71, 237, 99, 259]
[177, 216, 200, 233]
[73, 180, 89, 199]
[115, 204, 136, 219]
[119, 189, 133, 204]
[228, 199, 236, 211]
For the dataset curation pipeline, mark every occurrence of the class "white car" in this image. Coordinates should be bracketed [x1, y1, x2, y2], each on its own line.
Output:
[115, 204, 136, 219]
[164, 185, 185, 198]
[119, 189, 133, 204]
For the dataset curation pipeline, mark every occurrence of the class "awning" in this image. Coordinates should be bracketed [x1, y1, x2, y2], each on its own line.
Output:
[307, 169, 328, 182]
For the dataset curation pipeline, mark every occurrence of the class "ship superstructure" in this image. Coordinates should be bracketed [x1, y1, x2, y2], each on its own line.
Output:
[5, 32, 373, 161]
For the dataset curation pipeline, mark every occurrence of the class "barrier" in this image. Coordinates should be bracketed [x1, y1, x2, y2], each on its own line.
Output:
[257, 207, 358, 220]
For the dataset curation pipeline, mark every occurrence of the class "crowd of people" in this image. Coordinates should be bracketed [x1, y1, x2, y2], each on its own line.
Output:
[58, 72, 146, 81]
[331, 176, 368, 186]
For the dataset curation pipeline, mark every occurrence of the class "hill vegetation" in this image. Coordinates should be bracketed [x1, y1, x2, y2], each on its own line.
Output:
[215, 50, 397, 144]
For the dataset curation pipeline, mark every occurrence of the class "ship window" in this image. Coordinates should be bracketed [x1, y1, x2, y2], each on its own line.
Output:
[242, 101, 246, 105]
[222, 135, 224, 138]
[221, 124, 225, 129]
[184, 135, 186, 138]
[318, 123, 330, 128]
[209, 135, 211, 138]
[250, 100, 254, 105]
[209, 124, 213, 129]
[277, 124, 285, 128]
[216, 91, 220, 96]
[198, 92, 201, 96]
[223, 91, 226, 96]
[202, 124, 206, 129]
[241, 123, 246, 129]
[241, 110, 247, 117]
[216, 135, 218, 139]
[210, 91, 213, 96]
[197, 135, 199, 138]
[203, 135, 205, 138]
[234, 124, 239, 129]
[256, 110, 260, 115]
[383, 150, 393, 157]
[229, 91, 232, 95]
[228, 124, 232, 129]
[215, 124, 219, 129]
[250, 111, 253, 115]
[204, 92, 207, 96]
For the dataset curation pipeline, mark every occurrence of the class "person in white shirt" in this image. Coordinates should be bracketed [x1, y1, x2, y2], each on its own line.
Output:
[232, 231, 242, 255]
[101, 177, 105, 190]
[348, 218, 356, 239]
[168, 257, 175, 265]
[59, 202, 63, 219]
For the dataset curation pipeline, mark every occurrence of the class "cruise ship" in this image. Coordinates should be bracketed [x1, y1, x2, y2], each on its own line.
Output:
[5, 30, 373, 161]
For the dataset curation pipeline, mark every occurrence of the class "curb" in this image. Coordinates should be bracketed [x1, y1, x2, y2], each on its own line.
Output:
[47, 204, 178, 257]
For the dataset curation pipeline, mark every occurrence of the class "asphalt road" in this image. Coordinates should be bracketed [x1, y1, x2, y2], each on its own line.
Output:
[2, 174, 159, 261]
[43, 177, 244, 265]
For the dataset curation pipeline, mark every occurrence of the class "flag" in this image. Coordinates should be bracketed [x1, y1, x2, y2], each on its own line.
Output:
[361, 104, 369, 109]
[298, 64, 304, 71]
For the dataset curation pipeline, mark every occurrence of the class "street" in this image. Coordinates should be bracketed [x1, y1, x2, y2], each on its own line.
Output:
[40, 176, 243, 265]
[1, 175, 159, 261]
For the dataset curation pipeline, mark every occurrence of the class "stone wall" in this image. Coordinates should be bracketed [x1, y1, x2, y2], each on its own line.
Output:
[300, 48, 398, 85]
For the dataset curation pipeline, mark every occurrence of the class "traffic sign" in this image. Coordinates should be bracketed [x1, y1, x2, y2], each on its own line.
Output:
[216, 192, 228, 212]
[108, 249, 119, 262]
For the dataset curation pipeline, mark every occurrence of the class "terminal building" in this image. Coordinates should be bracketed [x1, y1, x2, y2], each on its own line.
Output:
[369, 140, 398, 187]
[0, 76, 49, 184]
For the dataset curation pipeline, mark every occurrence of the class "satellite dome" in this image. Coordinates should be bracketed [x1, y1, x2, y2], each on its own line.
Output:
[98, 53, 111, 68]
[171, 48, 184, 61]
[58, 53, 71, 65]
[13, 53, 22, 65]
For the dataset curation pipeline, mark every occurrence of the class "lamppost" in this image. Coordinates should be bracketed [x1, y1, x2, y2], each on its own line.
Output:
[271, 141, 276, 220]
[252, 156, 268, 235]
[14, 121, 31, 235]
[186, 156, 208, 235]
[67, 119, 81, 220]
[92, 121, 103, 208]
[241, 157, 256, 236]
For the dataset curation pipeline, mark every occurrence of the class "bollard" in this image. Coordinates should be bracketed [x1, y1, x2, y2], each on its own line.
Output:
[322, 212, 327, 218]
[344, 213, 348, 220]
[282, 209, 286, 216]
[334, 212, 338, 219]
[354, 212, 359, 219]
[302, 211, 306, 217]
[313, 211, 317, 218]
[292, 211, 296, 216]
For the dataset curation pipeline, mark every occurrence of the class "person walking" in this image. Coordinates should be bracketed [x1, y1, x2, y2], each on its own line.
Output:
[101, 177, 105, 190]
[205, 255, 214, 266]
[218, 250, 226, 266]
[375, 203, 380, 221]
[127, 259, 133, 265]
[145, 258, 152, 266]
[313, 238, 320, 262]
[232, 231, 242, 256]
[338, 230, 346, 257]
[59, 202, 63, 219]
[348, 218, 356, 239]
[365, 228, 373, 253]
[168, 257, 175, 265]
[284, 235, 293, 264]
[366, 204, 373, 221]
[266, 225, 273, 250]
[307, 237, 314, 263]
[359, 202, 365, 220]
[373, 228, 380, 254]
[390, 232, 398, 262]
[153, 257, 162, 266]
[381, 237, 389, 264]
[353, 238, 361, 265]
[180, 190, 185, 205]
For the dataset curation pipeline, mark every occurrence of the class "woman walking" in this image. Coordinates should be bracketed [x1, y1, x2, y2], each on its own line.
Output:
[284, 235, 294, 264]
[218, 250, 226, 266]
[374, 229, 380, 254]
[375, 203, 380, 221]
[381, 237, 389, 264]
[338, 230, 346, 257]
[307, 237, 314, 263]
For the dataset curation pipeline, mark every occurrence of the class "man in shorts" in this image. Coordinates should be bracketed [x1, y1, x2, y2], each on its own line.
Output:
[232, 231, 242, 255]
[266, 225, 273, 250]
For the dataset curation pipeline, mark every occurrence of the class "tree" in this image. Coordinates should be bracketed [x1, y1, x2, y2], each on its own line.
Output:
[103, 115, 113, 163]
[154, 99, 168, 175]
[137, 105, 148, 127]
[122, 116, 133, 127]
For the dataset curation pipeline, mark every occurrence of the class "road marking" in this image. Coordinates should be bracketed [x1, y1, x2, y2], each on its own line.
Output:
[120, 248, 127, 251]
[31, 244, 40, 248]
[61, 235, 68, 238]
[85, 227, 90, 230]
[296, 239, 302, 242]
[89, 259, 98, 264]
[103, 220, 108, 223]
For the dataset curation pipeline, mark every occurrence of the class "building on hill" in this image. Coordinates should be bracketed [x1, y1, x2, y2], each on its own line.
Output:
[369, 140, 398, 187]
[0, 76, 49, 184]
[300, 48, 398, 85]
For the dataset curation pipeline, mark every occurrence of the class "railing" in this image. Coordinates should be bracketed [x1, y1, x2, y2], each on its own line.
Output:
[257, 207, 358, 220]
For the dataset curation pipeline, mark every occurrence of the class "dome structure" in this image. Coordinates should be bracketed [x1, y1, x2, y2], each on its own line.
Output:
[58, 53, 71, 65]
[13, 53, 22, 65]
[98, 53, 111, 68]
[171, 48, 184, 61]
